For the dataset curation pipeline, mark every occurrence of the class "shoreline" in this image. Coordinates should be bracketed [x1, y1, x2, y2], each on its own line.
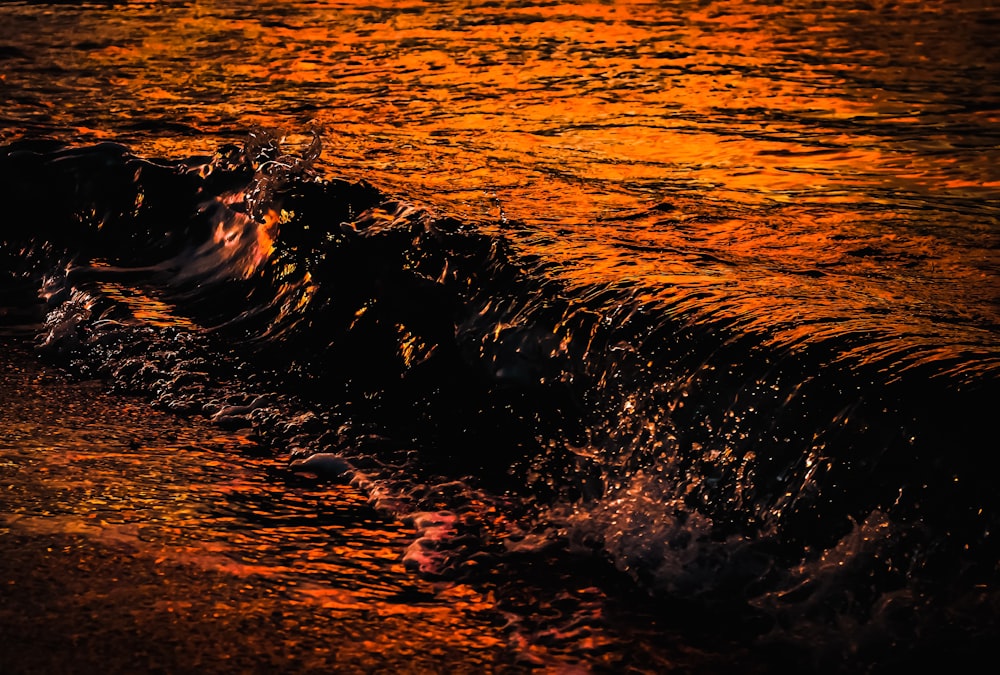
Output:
[0, 337, 516, 674]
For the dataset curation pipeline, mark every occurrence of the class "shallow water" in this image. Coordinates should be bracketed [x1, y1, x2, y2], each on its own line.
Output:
[0, 331, 786, 674]
[1, 1, 998, 672]
[0, 338, 518, 673]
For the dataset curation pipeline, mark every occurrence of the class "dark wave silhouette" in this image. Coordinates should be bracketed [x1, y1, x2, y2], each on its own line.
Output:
[1, 136, 997, 672]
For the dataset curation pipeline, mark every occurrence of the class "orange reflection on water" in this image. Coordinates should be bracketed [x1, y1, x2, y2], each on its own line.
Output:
[0, 341, 512, 670]
[2, 1, 996, 215]
[0, 0, 996, 376]
[96, 281, 198, 330]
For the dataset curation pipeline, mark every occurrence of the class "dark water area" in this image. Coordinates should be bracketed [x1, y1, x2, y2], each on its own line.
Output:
[1, 1, 999, 673]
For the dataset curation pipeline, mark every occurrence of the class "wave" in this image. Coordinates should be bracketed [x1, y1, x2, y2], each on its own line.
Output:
[1, 133, 997, 670]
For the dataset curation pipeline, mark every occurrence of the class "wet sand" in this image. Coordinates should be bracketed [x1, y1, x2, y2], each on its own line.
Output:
[0, 337, 515, 674]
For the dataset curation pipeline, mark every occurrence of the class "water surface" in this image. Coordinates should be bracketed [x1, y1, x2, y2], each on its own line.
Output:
[1, 1, 998, 672]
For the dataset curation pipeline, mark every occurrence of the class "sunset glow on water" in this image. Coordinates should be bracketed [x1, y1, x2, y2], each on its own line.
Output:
[3, 0, 995, 373]
[1, 1, 998, 673]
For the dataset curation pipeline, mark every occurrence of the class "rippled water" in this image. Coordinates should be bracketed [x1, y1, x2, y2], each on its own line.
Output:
[2, 0, 997, 377]
[1, 1, 999, 672]
[0, 339, 517, 673]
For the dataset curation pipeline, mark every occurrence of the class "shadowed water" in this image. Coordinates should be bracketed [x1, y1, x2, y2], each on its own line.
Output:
[0, 1, 998, 673]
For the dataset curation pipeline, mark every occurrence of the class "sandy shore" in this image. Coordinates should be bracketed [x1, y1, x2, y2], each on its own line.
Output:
[0, 338, 516, 674]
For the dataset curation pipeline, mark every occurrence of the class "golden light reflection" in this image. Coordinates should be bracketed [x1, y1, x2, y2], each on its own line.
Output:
[255, 207, 280, 269]
[0, 341, 512, 670]
[2, 1, 994, 216]
[96, 281, 198, 330]
[210, 197, 281, 278]
[0, 0, 996, 374]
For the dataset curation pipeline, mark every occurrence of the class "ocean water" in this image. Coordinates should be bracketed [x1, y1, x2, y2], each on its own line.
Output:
[1, 1, 998, 672]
